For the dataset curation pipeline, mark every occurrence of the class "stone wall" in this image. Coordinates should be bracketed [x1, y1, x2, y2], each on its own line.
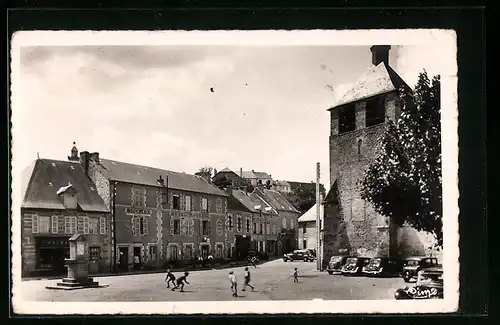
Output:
[298, 221, 318, 250]
[21, 208, 111, 277]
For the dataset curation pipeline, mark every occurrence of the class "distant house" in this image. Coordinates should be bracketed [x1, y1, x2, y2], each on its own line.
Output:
[272, 180, 292, 194]
[212, 167, 242, 186]
[298, 203, 324, 250]
[241, 170, 273, 187]
[252, 187, 301, 254]
[248, 190, 281, 255]
[20, 151, 111, 278]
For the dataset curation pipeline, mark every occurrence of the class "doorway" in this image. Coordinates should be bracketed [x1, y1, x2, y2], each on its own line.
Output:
[119, 247, 129, 272]
[201, 245, 209, 260]
[133, 246, 142, 270]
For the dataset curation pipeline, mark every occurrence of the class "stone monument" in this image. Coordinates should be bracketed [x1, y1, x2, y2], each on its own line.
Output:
[46, 234, 106, 290]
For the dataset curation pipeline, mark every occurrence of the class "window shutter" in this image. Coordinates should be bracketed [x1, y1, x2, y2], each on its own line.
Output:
[199, 219, 203, 235]
[180, 219, 186, 236]
[208, 220, 212, 235]
[134, 217, 141, 236]
[51, 216, 58, 234]
[99, 217, 106, 235]
[143, 216, 148, 235]
[77, 216, 84, 233]
[170, 218, 174, 235]
[65, 216, 71, 234]
[32, 214, 39, 234]
[131, 217, 136, 236]
[83, 217, 89, 234]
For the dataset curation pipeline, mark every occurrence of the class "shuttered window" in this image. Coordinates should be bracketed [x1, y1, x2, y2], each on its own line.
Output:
[51, 216, 58, 234]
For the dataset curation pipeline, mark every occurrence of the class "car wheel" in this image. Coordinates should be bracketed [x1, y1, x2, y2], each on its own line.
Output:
[327, 271, 333, 275]
[403, 271, 411, 283]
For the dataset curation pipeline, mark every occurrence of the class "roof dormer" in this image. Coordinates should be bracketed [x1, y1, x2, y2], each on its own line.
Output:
[57, 181, 78, 210]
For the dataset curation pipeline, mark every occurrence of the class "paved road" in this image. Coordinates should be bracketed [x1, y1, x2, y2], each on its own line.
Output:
[18, 259, 404, 301]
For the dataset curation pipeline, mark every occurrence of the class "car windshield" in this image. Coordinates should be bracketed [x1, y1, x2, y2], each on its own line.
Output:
[346, 258, 358, 265]
[406, 260, 420, 266]
[368, 258, 382, 266]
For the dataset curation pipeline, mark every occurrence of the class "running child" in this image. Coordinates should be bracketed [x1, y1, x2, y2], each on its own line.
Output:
[242, 267, 254, 291]
[171, 271, 190, 292]
[164, 269, 176, 288]
[229, 271, 238, 297]
[292, 267, 298, 283]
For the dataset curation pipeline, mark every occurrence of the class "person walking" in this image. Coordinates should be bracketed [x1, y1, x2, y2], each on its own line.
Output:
[250, 256, 258, 268]
[292, 267, 299, 283]
[164, 269, 176, 288]
[171, 271, 190, 292]
[229, 271, 238, 297]
[242, 267, 254, 291]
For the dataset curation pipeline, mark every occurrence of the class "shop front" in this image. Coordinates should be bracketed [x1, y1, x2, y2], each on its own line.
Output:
[35, 236, 70, 276]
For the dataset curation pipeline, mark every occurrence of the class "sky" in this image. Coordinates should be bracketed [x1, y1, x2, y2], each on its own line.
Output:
[16, 43, 446, 188]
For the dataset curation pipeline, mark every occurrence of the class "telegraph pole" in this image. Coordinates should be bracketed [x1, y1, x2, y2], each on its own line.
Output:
[316, 162, 321, 271]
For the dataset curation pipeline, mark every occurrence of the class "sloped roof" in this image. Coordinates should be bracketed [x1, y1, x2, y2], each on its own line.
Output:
[329, 62, 411, 109]
[219, 167, 234, 173]
[98, 159, 226, 197]
[262, 189, 300, 214]
[298, 203, 324, 222]
[273, 180, 291, 187]
[21, 159, 108, 212]
[252, 187, 300, 214]
[231, 189, 260, 213]
[249, 191, 278, 216]
[241, 171, 271, 179]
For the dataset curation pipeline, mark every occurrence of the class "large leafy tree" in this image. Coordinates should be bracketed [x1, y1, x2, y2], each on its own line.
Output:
[360, 71, 443, 247]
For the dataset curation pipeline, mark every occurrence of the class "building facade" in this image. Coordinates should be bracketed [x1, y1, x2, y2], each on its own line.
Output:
[272, 180, 292, 194]
[324, 45, 441, 262]
[77, 149, 228, 272]
[251, 187, 300, 255]
[20, 156, 111, 278]
[298, 203, 324, 250]
[241, 170, 273, 187]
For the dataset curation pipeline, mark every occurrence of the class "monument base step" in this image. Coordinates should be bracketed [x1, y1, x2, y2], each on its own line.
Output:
[46, 283, 108, 291]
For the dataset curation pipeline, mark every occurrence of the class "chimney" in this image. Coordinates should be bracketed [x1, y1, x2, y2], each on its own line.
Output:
[89, 152, 100, 163]
[226, 185, 233, 197]
[370, 45, 391, 66]
[79, 151, 90, 175]
[240, 167, 243, 177]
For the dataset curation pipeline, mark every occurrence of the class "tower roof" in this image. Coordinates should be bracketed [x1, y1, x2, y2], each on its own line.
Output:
[328, 62, 411, 110]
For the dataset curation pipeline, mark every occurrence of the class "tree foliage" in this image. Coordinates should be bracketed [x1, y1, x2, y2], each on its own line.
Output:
[195, 166, 213, 176]
[212, 175, 255, 193]
[360, 71, 443, 247]
[285, 183, 326, 213]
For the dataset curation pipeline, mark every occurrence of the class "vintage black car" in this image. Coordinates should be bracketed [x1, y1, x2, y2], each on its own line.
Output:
[402, 256, 439, 282]
[394, 267, 443, 299]
[283, 249, 315, 262]
[362, 257, 403, 277]
[326, 256, 351, 275]
[340, 257, 371, 276]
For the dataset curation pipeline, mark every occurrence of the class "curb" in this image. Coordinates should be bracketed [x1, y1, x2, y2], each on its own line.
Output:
[22, 259, 282, 281]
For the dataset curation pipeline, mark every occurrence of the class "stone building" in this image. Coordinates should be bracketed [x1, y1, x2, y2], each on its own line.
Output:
[251, 187, 301, 254]
[323, 45, 442, 263]
[241, 170, 273, 187]
[75, 148, 227, 272]
[20, 151, 111, 277]
[272, 180, 292, 194]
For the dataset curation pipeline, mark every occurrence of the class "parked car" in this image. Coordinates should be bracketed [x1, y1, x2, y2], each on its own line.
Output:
[340, 257, 371, 276]
[394, 267, 443, 299]
[362, 257, 403, 277]
[402, 256, 439, 282]
[283, 249, 315, 262]
[326, 256, 351, 275]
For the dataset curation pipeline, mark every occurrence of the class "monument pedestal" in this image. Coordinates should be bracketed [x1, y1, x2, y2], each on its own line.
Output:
[46, 234, 108, 290]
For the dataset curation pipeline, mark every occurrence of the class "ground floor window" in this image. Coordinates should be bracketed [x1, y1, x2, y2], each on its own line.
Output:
[35, 237, 70, 274]
[216, 244, 223, 258]
[89, 246, 101, 262]
[184, 245, 193, 259]
[170, 245, 178, 260]
[149, 245, 158, 261]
